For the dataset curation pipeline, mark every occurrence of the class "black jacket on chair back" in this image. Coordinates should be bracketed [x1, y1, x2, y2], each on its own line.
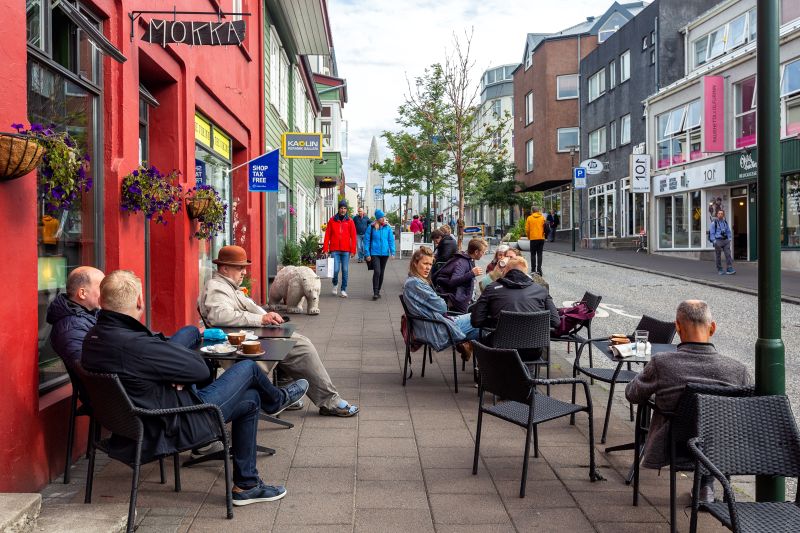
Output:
[81, 310, 217, 464]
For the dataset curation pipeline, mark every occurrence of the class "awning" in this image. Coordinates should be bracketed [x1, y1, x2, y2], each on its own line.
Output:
[266, 0, 330, 56]
[58, 1, 127, 63]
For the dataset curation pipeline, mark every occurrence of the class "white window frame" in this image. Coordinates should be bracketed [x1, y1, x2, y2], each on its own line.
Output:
[588, 69, 605, 102]
[620, 50, 630, 82]
[491, 99, 501, 117]
[278, 51, 289, 124]
[269, 27, 280, 111]
[526, 139, 534, 172]
[588, 126, 606, 157]
[525, 91, 533, 125]
[642, 35, 648, 50]
[693, 9, 756, 69]
[588, 182, 616, 238]
[293, 67, 305, 130]
[556, 74, 579, 100]
[609, 60, 616, 89]
[656, 99, 702, 169]
[734, 76, 757, 149]
[557, 127, 579, 152]
[610, 121, 617, 150]
[525, 51, 533, 70]
[781, 58, 800, 136]
[620, 114, 631, 145]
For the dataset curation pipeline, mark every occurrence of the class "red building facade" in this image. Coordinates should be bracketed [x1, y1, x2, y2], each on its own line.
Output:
[0, 0, 267, 491]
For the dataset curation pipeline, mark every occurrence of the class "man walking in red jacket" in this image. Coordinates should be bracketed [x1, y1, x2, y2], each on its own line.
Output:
[323, 200, 357, 298]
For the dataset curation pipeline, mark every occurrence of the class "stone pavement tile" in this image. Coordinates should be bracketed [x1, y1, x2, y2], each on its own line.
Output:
[357, 437, 418, 457]
[539, 445, 611, 467]
[508, 507, 595, 532]
[359, 372, 404, 385]
[361, 364, 402, 373]
[298, 428, 358, 447]
[495, 479, 575, 509]
[357, 456, 423, 481]
[354, 508, 434, 533]
[325, 359, 363, 369]
[571, 490, 665, 523]
[274, 492, 354, 526]
[359, 419, 414, 438]
[434, 525, 516, 533]
[424, 468, 497, 494]
[593, 523, 671, 533]
[428, 493, 511, 525]
[327, 368, 361, 379]
[481, 456, 558, 481]
[302, 414, 359, 428]
[323, 351, 363, 361]
[419, 447, 478, 469]
[286, 467, 355, 494]
[411, 412, 469, 430]
[355, 480, 429, 509]
[291, 446, 356, 468]
[556, 466, 629, 492]
[358, 391, 408, 407]
[359, 406, 412, 421]
[414, 428, 475, 448]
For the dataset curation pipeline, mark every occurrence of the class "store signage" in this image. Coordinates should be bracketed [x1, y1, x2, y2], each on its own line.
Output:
[373, 186, 384, 200]
[580, 158, 604, 175]
[726, 150, 759, 183]
[142, 19, 246, 47]
[573, 167, 587, 189]
[195, 159, 206, 185]
[630, 154, 651, 193]
[654, 160, 725, 196]
[703, 76, 725, 153]
[247, 149, 279, 192]
[281, 132, 323, 159]
[213, 130, 231, 159]
[195, 114, 211, 146]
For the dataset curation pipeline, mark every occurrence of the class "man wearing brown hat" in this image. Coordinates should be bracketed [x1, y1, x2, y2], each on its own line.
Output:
[200, 245, 359, 417]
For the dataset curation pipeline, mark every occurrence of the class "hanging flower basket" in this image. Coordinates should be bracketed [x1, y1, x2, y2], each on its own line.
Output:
[0, 132, 46, 181]
[120, 164, 183, 225]
[186, 197, 211, 219]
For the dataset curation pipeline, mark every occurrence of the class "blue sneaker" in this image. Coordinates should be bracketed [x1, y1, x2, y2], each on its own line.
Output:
[726, 268, 736, 275]
[232, 481, 286, 506]
[718, 270, 725, 275]
[268, 379, 309, 416]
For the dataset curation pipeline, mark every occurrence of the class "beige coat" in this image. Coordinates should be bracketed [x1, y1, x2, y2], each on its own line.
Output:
[200, 272, 265, 327]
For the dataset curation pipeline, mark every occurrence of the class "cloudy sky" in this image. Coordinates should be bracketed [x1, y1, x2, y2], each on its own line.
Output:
[328, 0, 620, 192]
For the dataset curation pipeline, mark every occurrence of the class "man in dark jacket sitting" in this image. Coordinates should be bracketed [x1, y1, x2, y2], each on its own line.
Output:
[81, 270, 308, 507]
[471, 256, 560, 331]
[46, 266, 105, 363]
[433, 237, 487, 313]
[432, 227, 458, 267]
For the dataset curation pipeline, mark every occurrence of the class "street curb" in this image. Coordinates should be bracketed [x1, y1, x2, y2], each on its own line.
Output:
[548, 249, 800, 306]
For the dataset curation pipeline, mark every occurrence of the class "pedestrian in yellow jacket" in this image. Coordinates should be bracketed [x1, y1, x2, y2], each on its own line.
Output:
[525, 207, 547, 275]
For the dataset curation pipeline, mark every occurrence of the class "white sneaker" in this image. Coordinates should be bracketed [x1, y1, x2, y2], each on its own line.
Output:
[340, 291, 348, 298]
[331, 286, 338, 295]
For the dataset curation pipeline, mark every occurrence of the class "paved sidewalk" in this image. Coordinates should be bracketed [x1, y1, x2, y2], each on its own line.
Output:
[39, 257, 736, 532]
[543, 239, 800, 304]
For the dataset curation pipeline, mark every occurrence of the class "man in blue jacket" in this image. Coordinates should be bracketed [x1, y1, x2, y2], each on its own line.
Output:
[46, 266, 104, 364]
[353, 207, 371, 263]
[709, 210, 736, 275]
[82, 270, 307, 506]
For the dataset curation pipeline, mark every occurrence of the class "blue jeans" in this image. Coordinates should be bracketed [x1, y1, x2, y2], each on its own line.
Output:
[169, 325, 202, 349]
[331, 251, 350, 290]
[356, 234, 366, 260]
[195, 359, 285, 488]
[454, 314, 480, 342]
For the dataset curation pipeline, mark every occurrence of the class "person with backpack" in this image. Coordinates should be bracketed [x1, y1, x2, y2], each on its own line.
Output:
[432, 237, 488, 314]
[709, 209, 736, 275]
[364, 209, 396, 300]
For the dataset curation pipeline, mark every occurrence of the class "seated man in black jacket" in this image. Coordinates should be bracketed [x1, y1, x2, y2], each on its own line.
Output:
[471, 256, 560, 331]
[82, 270, 308, 507]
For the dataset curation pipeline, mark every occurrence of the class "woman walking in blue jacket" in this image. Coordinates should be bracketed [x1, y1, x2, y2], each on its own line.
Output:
[364, 209, 396, 300]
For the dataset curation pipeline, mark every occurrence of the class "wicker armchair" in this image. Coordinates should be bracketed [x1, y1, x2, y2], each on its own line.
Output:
[54, 352, 94, 484]
[491, 310, 552, 395]
[76, 362, 233, 533]
[688, 394, 800, 533]
[573, 314, 676, 443]
[550, 291, 602, 362]
[471, 341, 603, 498]
[399, 294, 464, 393]
[630, 384, 754, 533]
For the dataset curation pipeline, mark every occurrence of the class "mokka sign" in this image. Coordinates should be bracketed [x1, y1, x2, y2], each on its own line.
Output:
[281, 133, 322, 159]
[142, 19, 246, 47]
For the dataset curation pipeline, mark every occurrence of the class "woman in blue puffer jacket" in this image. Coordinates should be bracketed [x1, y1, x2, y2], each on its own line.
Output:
[364, 209, 396, 300]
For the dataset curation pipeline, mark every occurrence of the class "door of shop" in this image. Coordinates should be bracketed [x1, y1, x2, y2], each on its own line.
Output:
[731, 186, 748, 260]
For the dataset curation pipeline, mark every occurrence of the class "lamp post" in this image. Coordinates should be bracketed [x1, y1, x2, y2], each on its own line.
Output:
[755, 0, 785, 502]
[359, 186, 364, 209]
[569, 146, 578, 252]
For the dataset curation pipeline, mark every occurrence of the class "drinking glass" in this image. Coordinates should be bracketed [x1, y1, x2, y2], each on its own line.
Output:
[634, 330, 649, 355]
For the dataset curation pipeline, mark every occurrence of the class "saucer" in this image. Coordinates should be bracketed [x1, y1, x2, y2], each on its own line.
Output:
[237, 349, 266, 357]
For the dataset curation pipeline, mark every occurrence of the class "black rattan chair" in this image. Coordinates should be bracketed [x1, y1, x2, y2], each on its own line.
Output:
[471, 341, 603, 498]
[399, 294, 464, 393]
[573, 314, 676, 444]
[54, 352, 94, 484]
[491, 310, 552, 395]
[688, 394, 800, 533]
[550, 291, 602, 363]
[630, 384, 754, 533]
[76, 362, 233, 533]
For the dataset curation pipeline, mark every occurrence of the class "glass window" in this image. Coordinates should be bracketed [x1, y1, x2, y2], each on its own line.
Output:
[651, 31, 655, 46]
[525, 51, 533, 70]
[656, 100, 701, 168]
[29, 58, 100, 392]
[557, 127, 579, 152]
[277, 182, 289, 253]
[665, 106, 687, 136]
[27, 0, 44, 49]
[786, 97, 800, 137]
[589, 127, 606, 157]
[690, 191, 702, 247]
[588, 70, 605, 101]
[269, 27, 280, 109]
[620, 114, 631, 145]
[620, 50, 630, 82]
[525, 91, 533, 124]
[783, 0, 800, 24]
[674, 194, 688, 247]
[610, 121, 617, 150]
[556, 74, 579, 99]
[694, 10, 756, 68]
[726, 13, 747, 51]
[279, 51, 289, 123]
[487, 69, 496, 85]
[781, 59, 800, 97]
[785, 175, 800, 247]
[196, 144, 232, 294]
[693, 36, 709, 68]
[642, 36, 648, 50]
[651, 49, 656, 65]
[293, 69, 305, 130]
[735, 77, 757, 148]
[491, 99, 501, 117]
[321, 121, 332, 148]
[609, 60, 616, 89]
[707, 26, 727, 60]
[526, 139, 534, 172]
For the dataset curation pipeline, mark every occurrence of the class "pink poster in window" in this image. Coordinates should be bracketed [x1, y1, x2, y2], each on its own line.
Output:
[703, 76, 725, 153]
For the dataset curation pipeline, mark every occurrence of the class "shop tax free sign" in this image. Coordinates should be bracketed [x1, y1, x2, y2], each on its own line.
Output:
[247, 150, 279, 193]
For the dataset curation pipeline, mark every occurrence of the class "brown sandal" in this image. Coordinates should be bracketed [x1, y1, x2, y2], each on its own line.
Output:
[456, 342, 472, 362]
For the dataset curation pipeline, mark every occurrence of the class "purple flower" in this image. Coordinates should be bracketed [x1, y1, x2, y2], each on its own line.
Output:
[30, 123, 43, 132]
[51, 187, 64, 199]
[10, 123, 23, 132]
[128, 184, 142, 195]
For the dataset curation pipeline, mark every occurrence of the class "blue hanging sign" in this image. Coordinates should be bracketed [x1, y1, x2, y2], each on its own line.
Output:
[248, 149, 279, 192]
[195, 159, 206, 185]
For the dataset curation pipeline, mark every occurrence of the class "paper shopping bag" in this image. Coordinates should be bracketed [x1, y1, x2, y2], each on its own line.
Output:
[316, 257, 334, 278]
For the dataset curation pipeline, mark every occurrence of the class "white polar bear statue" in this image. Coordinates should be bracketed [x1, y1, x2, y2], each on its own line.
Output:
[268, 265, 321, 315]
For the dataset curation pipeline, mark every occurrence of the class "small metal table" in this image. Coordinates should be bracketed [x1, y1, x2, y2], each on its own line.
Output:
[219, 324, 296, 339]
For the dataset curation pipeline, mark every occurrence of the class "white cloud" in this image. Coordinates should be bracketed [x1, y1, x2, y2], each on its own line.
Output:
[329, 0, 617, 192]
